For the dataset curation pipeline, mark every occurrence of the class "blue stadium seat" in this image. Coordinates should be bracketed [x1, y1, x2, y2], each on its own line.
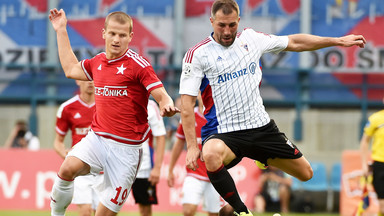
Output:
[330, 162, 342, 191]
[301, 162, 328, 191]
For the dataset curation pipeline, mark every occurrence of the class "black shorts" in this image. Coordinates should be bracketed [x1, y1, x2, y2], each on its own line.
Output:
[204, 119, 303, 169]
[372, 161, 384, 199]
[131, 178, 158, 205]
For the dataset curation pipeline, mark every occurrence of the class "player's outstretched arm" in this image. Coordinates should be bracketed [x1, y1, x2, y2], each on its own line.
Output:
[285, 33, 366, 52]
[151, 87, 180, 117]
[49, 8, 87, 81]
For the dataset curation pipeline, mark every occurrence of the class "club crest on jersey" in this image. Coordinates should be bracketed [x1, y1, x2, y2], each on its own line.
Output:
[116, 63, 126, 74]
[95, 86, 128, 97]
[241, 43, 248, 51]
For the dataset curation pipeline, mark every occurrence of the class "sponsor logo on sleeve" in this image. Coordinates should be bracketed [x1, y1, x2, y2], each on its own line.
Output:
[182, 63, 192, 77]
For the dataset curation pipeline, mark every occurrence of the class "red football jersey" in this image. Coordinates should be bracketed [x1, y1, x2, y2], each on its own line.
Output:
[81, 49, 163, 144]
[56, 95, 95, 147]
[176, 107, 209, 181]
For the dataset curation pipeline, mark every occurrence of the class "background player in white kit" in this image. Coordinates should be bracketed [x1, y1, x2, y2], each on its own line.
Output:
[54, 80, 100, 216]
[132, 99, 166, 216]
[168, 94, 223, 216]
[49, 8, 179, 216]
[179, 0, 366, 215]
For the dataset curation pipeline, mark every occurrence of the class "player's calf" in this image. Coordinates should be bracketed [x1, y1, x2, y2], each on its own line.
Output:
[50, 175, 74, 216]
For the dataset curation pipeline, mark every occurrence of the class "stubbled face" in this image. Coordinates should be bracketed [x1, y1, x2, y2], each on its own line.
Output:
[210, 9, 240, 47]
[102, 19, 133, 59]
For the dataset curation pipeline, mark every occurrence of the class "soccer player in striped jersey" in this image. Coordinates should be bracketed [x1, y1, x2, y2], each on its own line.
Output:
[49, 9, 179, 216]
[179, 0, 366, 215]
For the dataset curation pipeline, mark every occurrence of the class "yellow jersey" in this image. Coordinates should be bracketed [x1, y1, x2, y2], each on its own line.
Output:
[364, 110, 384, 162]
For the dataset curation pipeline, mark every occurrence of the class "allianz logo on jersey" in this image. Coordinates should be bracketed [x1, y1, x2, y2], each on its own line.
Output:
[217, 62, 257, 84]
[95, 86, 128, 97]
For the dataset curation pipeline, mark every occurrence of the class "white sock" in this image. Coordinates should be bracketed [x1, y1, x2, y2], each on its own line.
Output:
[50, 175, 74, 216]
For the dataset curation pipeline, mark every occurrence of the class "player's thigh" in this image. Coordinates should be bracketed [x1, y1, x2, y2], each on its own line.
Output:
[267, 156, 313, 181]
[58, 156, 90, 179]
[64, 131, 105, 178]
[96, 138, 142, 213]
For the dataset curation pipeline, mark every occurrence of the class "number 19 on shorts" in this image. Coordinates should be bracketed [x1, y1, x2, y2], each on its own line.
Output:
[110, 186, 128, 206]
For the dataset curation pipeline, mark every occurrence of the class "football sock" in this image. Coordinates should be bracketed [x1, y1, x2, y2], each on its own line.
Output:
[207, 164, 248, 214]
[50, 175, 74, 216]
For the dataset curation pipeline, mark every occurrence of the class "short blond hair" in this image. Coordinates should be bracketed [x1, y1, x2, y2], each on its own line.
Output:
[211, 0, 240, 19]
[104, 11, 133, 33]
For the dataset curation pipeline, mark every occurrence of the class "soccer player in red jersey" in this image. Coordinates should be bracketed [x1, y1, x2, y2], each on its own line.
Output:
[54, 80, 100, 216]
[49, 8, 179, 216]
[168, 94, 224, 216]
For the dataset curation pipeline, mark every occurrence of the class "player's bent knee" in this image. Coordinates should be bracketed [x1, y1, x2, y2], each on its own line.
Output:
[59, 157, 90, 180]
[203, 152, 221, 164]
[58, 166, 77, 180]
[58, 161, 82, 180]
